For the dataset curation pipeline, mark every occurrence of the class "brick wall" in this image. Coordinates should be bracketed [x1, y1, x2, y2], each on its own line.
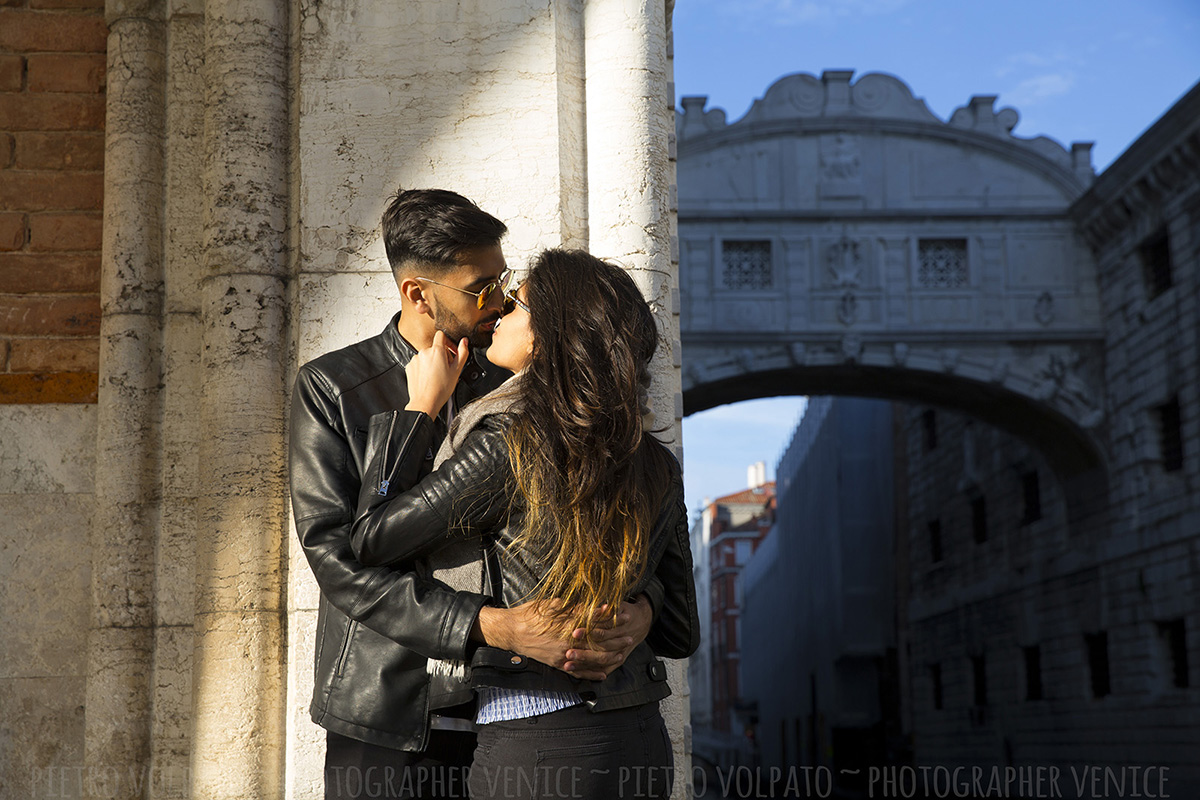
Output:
[0, 0, 105, 404]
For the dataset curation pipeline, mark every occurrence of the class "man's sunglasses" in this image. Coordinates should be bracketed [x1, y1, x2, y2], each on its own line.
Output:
[501, 288, 530, 316]
[417, 269, 513, 310]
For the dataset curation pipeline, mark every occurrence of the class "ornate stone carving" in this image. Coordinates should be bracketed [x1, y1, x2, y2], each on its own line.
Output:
[1031, 350, 1104, 426]
[841, 334, 863, 363]
[838, 291, 858, 325]
[820, 134, 862, 198]
[826, 236, 862, 288]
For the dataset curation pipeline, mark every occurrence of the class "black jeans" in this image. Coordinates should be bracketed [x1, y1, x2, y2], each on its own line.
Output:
[467, 702, 673, 800]
[325, 729, 477, 800]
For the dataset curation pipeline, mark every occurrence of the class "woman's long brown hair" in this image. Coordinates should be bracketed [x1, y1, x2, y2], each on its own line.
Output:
[503, 249, 675, 637]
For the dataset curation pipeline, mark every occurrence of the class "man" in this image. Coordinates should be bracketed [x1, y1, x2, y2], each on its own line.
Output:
[289, 189, 658, 799]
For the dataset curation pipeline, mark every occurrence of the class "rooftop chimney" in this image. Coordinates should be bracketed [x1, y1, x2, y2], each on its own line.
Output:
[748, 461, 766, 489]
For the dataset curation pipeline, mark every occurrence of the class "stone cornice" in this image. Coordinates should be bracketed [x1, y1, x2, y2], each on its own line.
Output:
[1070, 80, 1200, 249]
[678, 70, 1094, 197]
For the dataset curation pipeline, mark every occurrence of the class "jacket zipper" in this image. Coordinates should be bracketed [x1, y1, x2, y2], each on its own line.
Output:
[376, 412, 398, 495]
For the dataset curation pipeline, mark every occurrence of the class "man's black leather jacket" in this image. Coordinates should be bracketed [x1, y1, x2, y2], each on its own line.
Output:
[289, 313, 507, 750]
[349, 411, 700, 712]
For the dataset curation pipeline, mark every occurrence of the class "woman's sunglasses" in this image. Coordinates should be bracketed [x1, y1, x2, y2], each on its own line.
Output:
[501, 288, 530, 316]
[416, 269, 513, 310]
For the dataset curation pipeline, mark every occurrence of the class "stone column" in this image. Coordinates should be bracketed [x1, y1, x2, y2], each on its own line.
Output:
[189, 0, 290, 797]
[85, 3, 165, 796]
[584, 0, 679, 437]
[584, 2, 690, 794]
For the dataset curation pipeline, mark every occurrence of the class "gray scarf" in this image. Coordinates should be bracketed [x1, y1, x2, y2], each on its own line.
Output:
[425, 375, 523, 683]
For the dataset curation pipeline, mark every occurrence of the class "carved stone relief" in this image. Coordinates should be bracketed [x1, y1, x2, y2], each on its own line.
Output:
[819, 134, 862, 198]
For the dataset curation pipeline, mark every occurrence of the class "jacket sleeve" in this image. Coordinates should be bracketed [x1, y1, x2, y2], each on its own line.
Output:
[643, 472, 701, 660]
[288, 365, 488, 662]
[351, 414, 511, 567]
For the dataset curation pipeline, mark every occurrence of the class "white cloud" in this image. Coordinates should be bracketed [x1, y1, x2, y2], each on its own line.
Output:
[1003, 72, 1076, 108]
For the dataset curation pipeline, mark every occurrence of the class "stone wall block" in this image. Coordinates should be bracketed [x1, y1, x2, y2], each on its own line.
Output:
[148, 625, 194, 790]
[194, 494, 288, 614]
[0, 405, 96, 493]
[197, 274, 288, 488]
[0, 675, 86, 799]
[0, 494, 93, 679]
[159, 313, 201, 497]
[83, 625, 154, 780]
[190, 610, 285, 799]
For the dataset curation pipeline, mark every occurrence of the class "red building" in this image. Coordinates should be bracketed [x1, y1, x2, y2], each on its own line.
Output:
[705, 477, 775, 733]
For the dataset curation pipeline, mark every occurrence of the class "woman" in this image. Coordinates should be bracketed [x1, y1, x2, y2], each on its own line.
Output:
[350, 248, 699, 800]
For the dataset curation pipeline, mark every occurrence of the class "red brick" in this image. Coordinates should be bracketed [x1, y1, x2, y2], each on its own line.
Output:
[12, 131, 103, 169]
[0, 371, 98, 403]
[0, 55, 24, 92]
[0, 171, 103, 211]
[27, 53, 104, 93]
[0, 295, 99, 335]
[0, 1, 28, 8]
[0, 11, 108, 53]
[0, 253, 99, 292]
[0, 133, 13, 167]
[0, 338, 9, 369]
[30, 0, 104, 8]
[0, 213, 26, 251]
[8, 336, 97, 371]
[0, 93, 105, 131]
[28, 212, 101, 251]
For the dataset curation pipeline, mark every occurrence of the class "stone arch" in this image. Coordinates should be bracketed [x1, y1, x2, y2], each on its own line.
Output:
[677, 69, 1112, 533]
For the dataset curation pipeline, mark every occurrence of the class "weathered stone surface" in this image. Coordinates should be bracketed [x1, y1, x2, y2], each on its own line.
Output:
[0, 676, 86, 799]
[0, 493, 92, 679]
[0, 405, 95, 493]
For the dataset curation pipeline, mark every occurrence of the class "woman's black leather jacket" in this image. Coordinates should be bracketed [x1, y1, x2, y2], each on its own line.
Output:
[350, 411, 700, 712]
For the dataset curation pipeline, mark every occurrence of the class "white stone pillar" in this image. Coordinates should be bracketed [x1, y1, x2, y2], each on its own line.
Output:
[584, 2, 690, 795]
[86, 3, 166, 796]
[148, 0, 205, 784]
[190, 0, 290, 797]
[584, 0, 680, 440]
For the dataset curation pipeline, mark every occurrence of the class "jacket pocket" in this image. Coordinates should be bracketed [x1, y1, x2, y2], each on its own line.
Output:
[334, 620, 358, 677]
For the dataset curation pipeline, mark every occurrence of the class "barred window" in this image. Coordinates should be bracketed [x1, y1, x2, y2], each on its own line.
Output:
[1139, 227, 1172, 300]
[918, 238, 968, 288]
[721, 240, 772, 289]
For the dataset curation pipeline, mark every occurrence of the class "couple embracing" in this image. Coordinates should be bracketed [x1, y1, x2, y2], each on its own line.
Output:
[289, 189, 699, 800]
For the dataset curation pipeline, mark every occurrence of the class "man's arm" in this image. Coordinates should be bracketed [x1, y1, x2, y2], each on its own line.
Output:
[290, 365, 487, 661]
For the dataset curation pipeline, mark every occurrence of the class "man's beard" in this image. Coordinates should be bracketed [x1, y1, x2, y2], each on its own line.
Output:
[433, 304, 497, 351]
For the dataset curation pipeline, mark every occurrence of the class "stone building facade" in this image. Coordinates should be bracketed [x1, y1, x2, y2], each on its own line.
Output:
[677, 69, 1199, 796]
[1, 2, 688, 798]
[739, 396, 897, 784]
[897, 81, 1200, 795]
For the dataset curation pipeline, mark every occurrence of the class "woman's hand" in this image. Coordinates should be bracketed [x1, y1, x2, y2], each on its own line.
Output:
[404, 330, 469, 418]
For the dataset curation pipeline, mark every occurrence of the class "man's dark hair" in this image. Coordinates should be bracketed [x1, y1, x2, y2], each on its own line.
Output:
[382, 188, 507, 275]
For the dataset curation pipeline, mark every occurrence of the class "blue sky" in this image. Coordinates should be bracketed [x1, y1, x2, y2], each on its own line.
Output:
[674, 0, 1200, 517]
